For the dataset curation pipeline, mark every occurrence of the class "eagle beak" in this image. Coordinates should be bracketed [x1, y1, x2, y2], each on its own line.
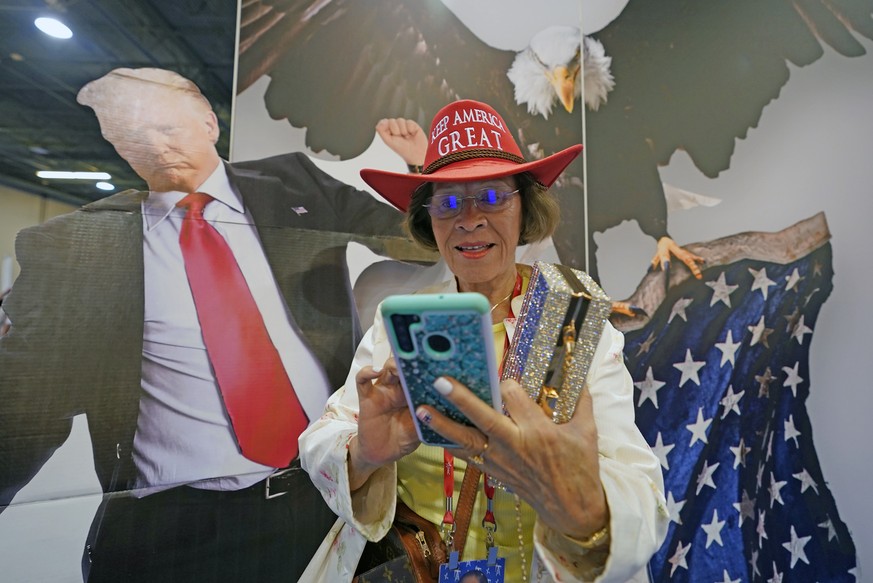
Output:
[547, 65, 577, 113]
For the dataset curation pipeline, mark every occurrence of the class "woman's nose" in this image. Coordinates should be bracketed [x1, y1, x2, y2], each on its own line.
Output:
[455, 198, 486, 230]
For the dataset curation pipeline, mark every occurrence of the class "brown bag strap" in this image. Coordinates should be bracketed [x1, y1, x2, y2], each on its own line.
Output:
[452, 466, 482, 559]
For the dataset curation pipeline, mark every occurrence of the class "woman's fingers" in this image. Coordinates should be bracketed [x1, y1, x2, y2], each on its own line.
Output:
[416, 406, 488, 456]
[433, 376, 504, 433]
[354, 365, 381, 392]
[498, 378, 547, 425]
[408, 377, 496, 456]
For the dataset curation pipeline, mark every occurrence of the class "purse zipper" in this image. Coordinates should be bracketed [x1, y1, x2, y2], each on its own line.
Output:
[415, 530, 432, 558]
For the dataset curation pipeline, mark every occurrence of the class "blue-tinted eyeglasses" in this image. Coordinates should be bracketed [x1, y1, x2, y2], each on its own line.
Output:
[423, 188, 520, 219]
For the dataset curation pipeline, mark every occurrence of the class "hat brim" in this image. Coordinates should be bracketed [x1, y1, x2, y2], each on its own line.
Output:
[360, 144, 582, 212]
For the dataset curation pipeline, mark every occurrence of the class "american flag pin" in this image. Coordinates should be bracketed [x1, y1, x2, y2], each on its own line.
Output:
[291, 206, 308, 215]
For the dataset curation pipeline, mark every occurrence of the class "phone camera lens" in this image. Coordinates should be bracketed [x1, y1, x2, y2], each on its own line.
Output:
[426, 333, 451, 354]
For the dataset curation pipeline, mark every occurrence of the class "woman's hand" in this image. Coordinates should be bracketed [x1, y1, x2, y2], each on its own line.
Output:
[417, 377, 609, 540]
[348, 358, 420, 490]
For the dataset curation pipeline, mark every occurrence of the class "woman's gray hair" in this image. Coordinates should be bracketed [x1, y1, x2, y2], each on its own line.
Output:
[404, 171, 561, 251]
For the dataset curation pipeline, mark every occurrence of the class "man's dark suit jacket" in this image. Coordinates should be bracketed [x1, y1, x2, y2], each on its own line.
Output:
[0, 152, 422, 504]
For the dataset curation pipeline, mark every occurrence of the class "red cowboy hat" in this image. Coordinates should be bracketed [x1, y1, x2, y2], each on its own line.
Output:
[360, 99, 582, 212]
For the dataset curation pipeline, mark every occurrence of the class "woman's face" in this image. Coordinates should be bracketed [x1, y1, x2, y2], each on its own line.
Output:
[429, 176, 522, 292]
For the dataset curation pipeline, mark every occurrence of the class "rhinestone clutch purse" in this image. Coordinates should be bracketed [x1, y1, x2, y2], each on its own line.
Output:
[502, 261, 612, 423]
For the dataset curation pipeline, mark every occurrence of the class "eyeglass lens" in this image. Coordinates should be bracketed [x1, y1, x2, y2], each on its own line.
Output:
[426, 188, 517, 217]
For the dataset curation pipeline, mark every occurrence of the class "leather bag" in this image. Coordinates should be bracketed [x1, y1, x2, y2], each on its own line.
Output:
[354, 468, 481, 583]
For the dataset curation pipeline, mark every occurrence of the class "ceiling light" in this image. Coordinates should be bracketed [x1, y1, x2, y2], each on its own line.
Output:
[34, 17, 73, 40]
[96, 182, 115, 191]
[36, 171, 111, 180]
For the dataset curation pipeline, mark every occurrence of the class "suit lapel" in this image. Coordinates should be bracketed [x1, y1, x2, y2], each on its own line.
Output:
[226, 163, 359, 389]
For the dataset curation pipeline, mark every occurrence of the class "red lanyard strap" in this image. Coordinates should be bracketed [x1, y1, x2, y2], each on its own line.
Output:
[441, 450, 456, 546]
[482, 472, 497, 549]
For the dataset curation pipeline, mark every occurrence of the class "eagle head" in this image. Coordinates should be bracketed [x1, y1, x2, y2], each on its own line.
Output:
[507, 26, 615, 119]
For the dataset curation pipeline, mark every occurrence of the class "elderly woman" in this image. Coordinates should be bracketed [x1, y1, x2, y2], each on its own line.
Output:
[299, 99, 667, 582]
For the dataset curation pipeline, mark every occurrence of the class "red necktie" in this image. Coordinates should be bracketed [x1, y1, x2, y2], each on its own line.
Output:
[177, 192, 308, 467]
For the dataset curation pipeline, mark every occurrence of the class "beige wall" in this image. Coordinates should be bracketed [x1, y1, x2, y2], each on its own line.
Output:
[0, 185, 77, 289]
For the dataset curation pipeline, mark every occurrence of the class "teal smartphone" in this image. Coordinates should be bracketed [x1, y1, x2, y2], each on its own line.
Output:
[381, 292, 502, 447]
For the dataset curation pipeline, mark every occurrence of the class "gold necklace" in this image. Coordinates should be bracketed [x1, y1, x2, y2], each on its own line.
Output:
[489, 289, 514, 313]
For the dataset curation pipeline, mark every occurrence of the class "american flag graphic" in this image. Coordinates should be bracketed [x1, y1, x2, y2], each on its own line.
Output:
[624, 242, 858, 582]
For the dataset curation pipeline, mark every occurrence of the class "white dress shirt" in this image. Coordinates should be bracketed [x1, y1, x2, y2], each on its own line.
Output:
[133, 162, 331, 495]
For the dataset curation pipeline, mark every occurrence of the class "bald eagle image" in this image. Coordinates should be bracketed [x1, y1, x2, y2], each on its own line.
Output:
[237, 0, 873, 296]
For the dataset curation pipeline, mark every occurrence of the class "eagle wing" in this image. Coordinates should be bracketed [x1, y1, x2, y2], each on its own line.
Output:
[237, 0, 520, 160]
[593, 0, 873, 179]
[236, 0, 873, 274]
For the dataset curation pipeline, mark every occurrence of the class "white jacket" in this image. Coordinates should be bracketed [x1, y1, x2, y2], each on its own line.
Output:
[298, 274, 668, 582]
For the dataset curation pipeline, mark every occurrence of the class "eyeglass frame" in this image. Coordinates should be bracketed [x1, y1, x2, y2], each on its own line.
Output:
[422, 188, 521, 219]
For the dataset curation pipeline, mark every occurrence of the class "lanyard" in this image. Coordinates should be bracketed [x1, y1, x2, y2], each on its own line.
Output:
[441, 272, 523, 551]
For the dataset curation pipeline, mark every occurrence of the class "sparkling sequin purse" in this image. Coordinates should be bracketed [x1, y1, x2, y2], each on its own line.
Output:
[502, 262, 612, 422]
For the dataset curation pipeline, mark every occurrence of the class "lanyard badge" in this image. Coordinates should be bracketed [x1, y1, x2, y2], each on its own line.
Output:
[439, 451, 506, 582]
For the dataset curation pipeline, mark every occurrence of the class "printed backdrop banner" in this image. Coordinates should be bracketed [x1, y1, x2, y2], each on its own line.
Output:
[618, 214, 857, 581]
[233, 1, 870, 581]
[0, 0, 869, 581]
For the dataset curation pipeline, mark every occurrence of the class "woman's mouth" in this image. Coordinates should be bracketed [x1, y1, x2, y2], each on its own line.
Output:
[455, 243, 495, 258]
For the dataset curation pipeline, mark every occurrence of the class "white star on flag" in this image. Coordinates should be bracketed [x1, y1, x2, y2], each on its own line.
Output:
[769, 472, 787, 508]
[785, 268, 803, 291]
[784, 415, 801, 446]
[686, 407, 712, 446]
[650, 432, 675, 470]
[717, 569, 741, 583]
[733, 489, 755, 527]
[757, 510, 768, 546]
[674, 349, 706, 387]
[695, 460, 719, 494]
[668, 540, 691, 576]
[749, 266, 776, 299]
[751, 549, 761, 578]
[782, 362, 804, 397]
[706, 272, 739, 307]
[715, 329, 741, 367]
[701, 509, 726, 548]
[767, 561, 784, 583]
[793, 468, 818, 494]
[634, 366, 665, 408]
[748, 315, 773, 347]
[665, 491, 685, 524]
[719, 385, 744, 419]
[819, 518, 838, 542]
[668, 297, 693, 323]
[729, 437, 750, 469]
[790, 315, 813, 345]
[782, 526, 811, 568]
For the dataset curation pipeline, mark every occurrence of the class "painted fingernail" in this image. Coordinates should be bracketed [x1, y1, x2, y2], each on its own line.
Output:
[433, 377, 453, 396]
[416, 407, 432, 425]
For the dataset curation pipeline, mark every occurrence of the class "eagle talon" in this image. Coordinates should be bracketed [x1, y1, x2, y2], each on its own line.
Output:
[612, 301, 647, 318]
[651, 237, 705, 286]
